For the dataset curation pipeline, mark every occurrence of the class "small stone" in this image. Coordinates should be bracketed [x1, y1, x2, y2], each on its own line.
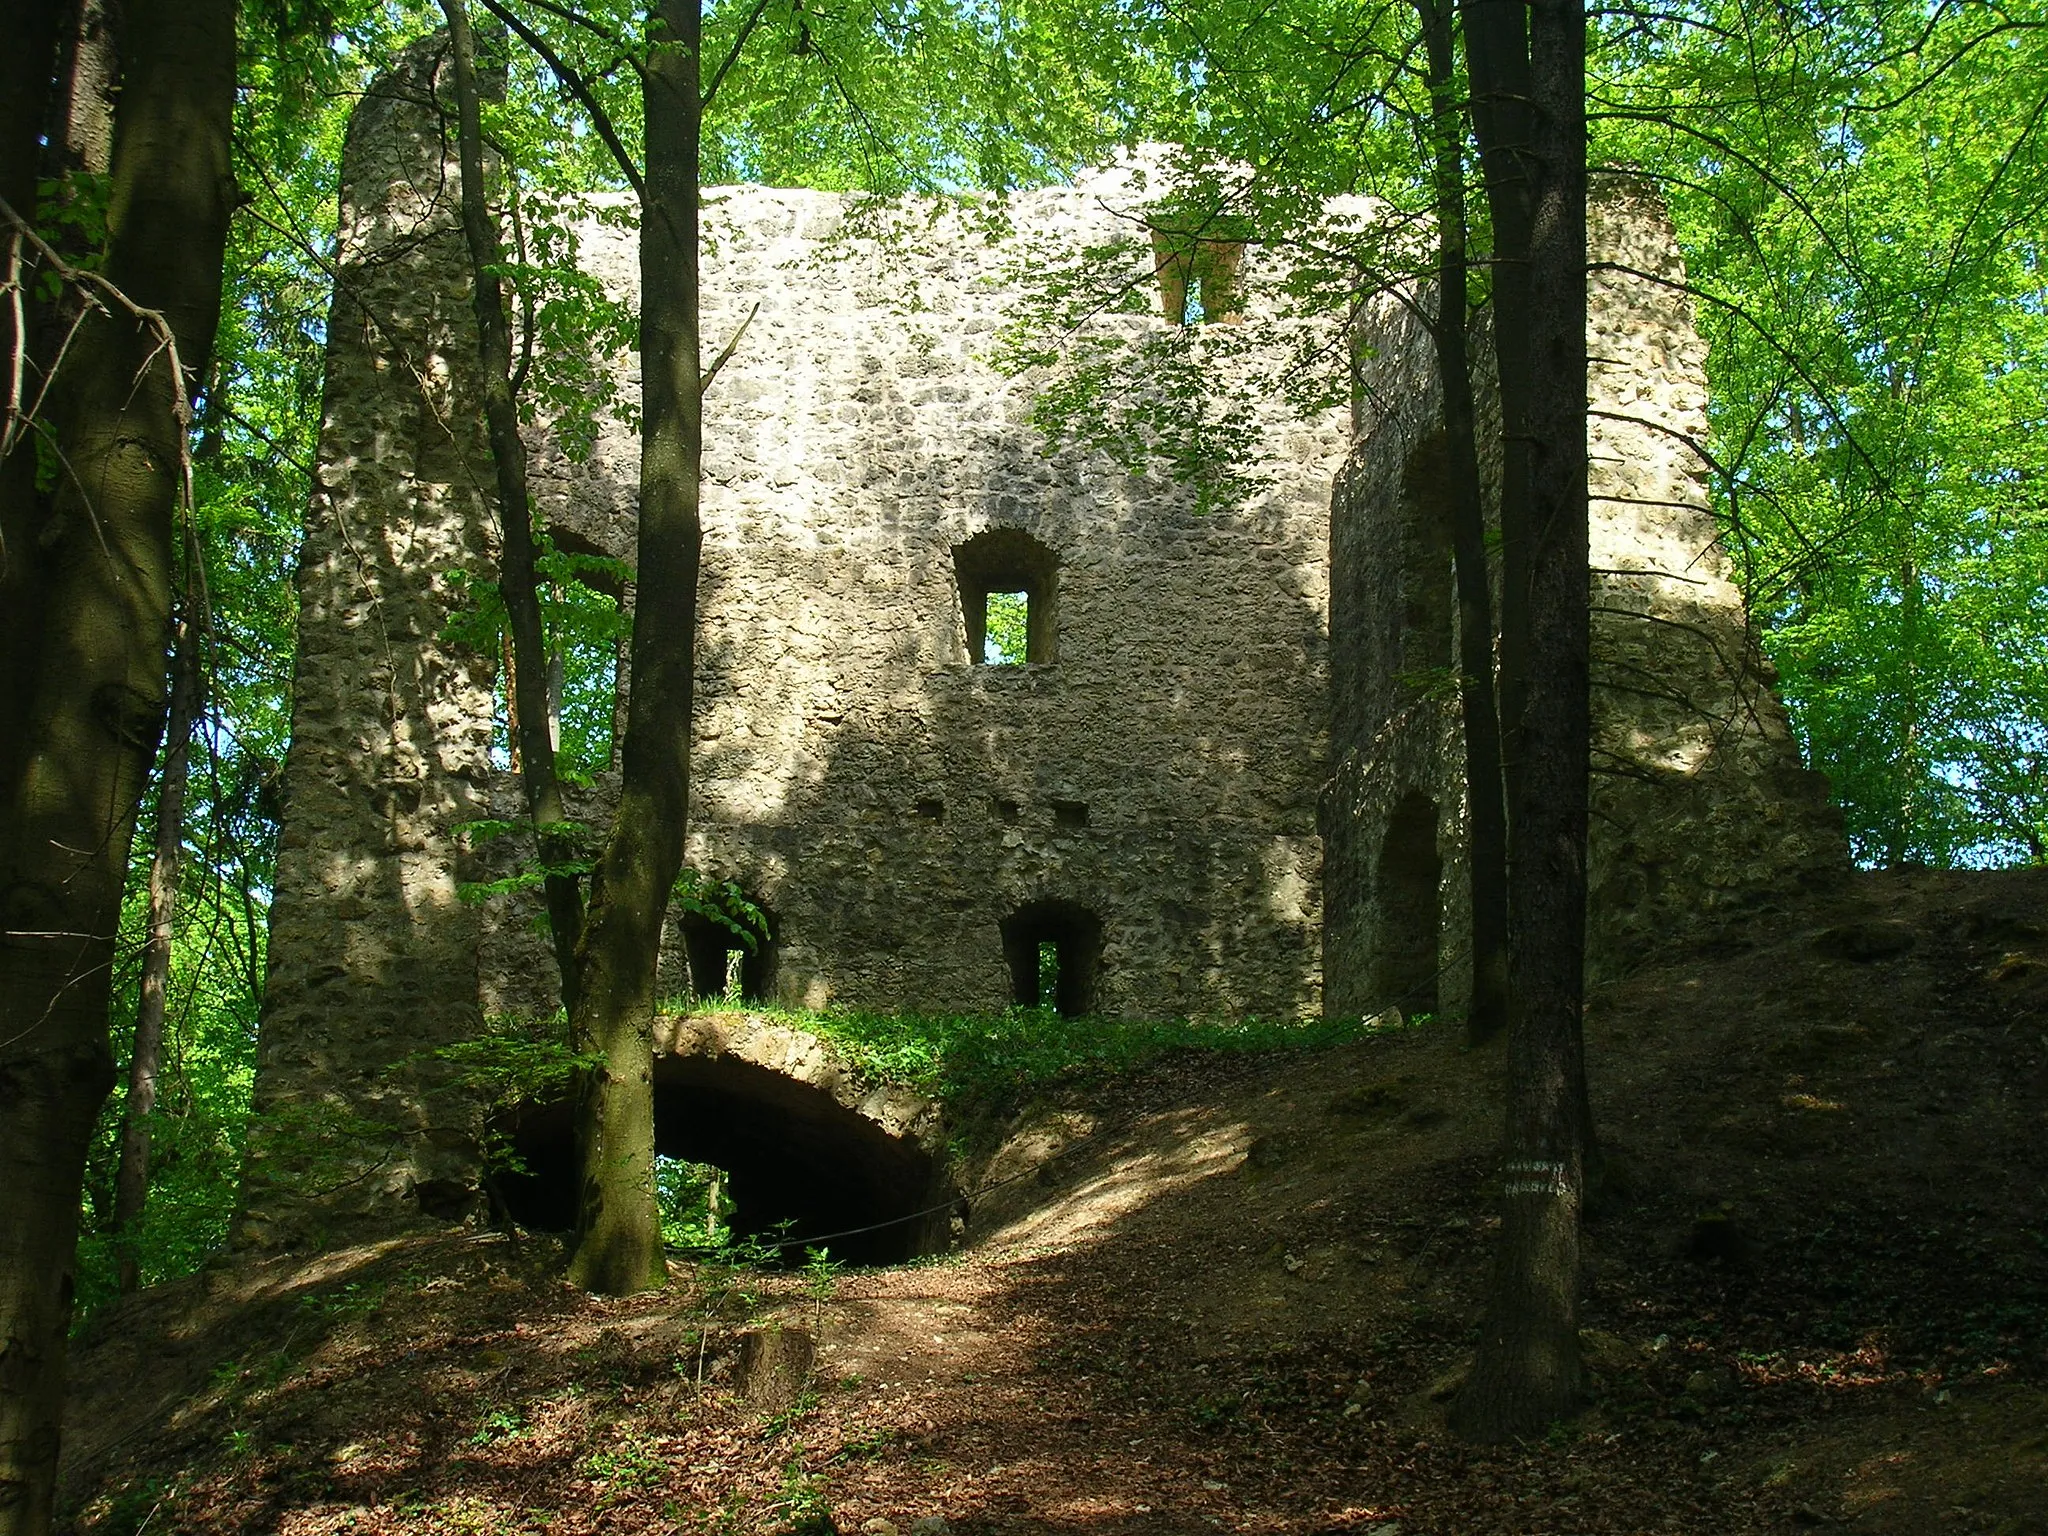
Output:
[1685, 1365, 1737, 1400]
[861, 1521, 900, 1536]
[909, 1518, 951, 1536]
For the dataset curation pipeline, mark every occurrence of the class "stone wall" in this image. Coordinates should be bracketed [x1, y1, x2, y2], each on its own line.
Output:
[247, 48, 1847, 1239]
[245, 48, 1345, 1237]
[240, 38, 499, 1242]
[1321, 183, 1847, 1023]
[484, 173, 1343, 1025]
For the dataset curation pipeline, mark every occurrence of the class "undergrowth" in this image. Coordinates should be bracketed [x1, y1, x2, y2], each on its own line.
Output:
[667, 998, 1411, 1120]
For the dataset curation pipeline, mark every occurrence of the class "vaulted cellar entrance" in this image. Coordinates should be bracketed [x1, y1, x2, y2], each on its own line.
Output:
[489, 1052, 947, 1266]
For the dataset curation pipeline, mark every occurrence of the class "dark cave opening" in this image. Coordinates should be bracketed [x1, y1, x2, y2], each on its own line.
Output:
[489, 1056, 945, 1267]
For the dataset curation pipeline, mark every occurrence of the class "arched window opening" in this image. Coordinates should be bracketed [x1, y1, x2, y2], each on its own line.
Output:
[487, 1057, 942, 1266]
[683, 899, 778, 1005]
[1001, 899, 1103, 1016]
[1374, 792, 1443, 1016]
[954, 529, 1058, 665]
[1398, 435, 1455, 676]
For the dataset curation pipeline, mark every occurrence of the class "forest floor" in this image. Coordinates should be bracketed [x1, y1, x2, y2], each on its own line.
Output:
[58, 866, 2048, 1536]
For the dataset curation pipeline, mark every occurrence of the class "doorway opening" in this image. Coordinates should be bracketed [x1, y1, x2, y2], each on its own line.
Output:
[1001, 900, 1103, 1016]
[682, 902, 778, 1005]
[1374, 792, 1442, 1016]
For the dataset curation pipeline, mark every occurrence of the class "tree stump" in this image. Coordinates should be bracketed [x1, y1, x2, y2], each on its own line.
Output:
[737, 1324, 814, 1412]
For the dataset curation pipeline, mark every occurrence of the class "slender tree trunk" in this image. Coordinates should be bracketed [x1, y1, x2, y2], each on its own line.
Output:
[1886, 550, 1921, 866]
[1418, 0, 1510, 1045]
[110, 603, 202, 1294]
[564, 0, 706, 1295]
[0, 0, 234, 1526]
[1450, 0, 1593, 1442]
[440, 0, 586, 1007]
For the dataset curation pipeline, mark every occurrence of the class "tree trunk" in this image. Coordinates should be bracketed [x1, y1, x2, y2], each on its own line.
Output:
[1450, 0, 1593, 1443]
[110, 603, 202, 1294]
[0, 0, 65, 811]
[564, 0, 706, 1296]
[1417, 0, 1510, 1046]
[440, 0, 586, 1007]
[0, 0, 234, 1526]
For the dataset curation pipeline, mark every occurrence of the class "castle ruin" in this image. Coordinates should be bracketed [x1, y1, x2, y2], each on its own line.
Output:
[240, 41, 1844, 1249]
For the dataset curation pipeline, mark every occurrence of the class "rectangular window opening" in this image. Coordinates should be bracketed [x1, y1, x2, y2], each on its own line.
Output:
[983, 590, 1030, 666]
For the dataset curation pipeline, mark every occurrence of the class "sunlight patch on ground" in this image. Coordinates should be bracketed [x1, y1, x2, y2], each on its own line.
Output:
[986, 1108, 1253, 1250]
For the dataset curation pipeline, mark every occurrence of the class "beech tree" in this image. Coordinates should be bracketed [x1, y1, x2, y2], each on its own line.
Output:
[1446, 0, 1593, 1441]
[0, 0, 237, 1529]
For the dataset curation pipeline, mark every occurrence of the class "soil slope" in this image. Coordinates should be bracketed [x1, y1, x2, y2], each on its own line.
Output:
[58, 867, 2048, 1536]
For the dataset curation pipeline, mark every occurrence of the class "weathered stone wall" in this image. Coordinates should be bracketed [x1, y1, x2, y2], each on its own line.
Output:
[240, 39, 499, 1243]
[486, 177, 1341, 1023]
[1322, 183, 1847, 1022]
[248, 50, 1847, 1240]
[247, 52, 1343, 1236]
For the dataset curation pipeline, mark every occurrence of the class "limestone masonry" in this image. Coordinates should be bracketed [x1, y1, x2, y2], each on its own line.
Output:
[242, 40, 1844, 1240]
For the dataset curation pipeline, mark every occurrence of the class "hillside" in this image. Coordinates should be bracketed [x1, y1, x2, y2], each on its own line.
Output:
[57, 866, 2048, 1536]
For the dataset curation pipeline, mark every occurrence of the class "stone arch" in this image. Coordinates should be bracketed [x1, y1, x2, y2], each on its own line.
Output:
[1374, 791, 1443, 1015]
[489, 1015, 951, 1266]
[952, 527, 1059, 665]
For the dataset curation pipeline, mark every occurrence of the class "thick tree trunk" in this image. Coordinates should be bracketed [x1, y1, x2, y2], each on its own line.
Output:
[564, 0, 705, 1295]
[0, 0, 65, 811]
[440, 0, 586, 1007]
[1450, 0, 1592, 1443]
[0, 0, 235, 1526]
[1417, 0, 1510, 1045]
[110, 606, 202, 1294]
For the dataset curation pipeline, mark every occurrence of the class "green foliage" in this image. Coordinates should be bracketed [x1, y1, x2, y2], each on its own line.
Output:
[984, 590, 1029, 665]
[655, 1155, 732, 1250]
[672, 869, 771, 953]
[429, 1020, 598, 1118]
[1596, 0, 2048, 867]
[74, 854, 264, 1322]
[671, 997, 1404, 1124]
[445, 533, 634, 784]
